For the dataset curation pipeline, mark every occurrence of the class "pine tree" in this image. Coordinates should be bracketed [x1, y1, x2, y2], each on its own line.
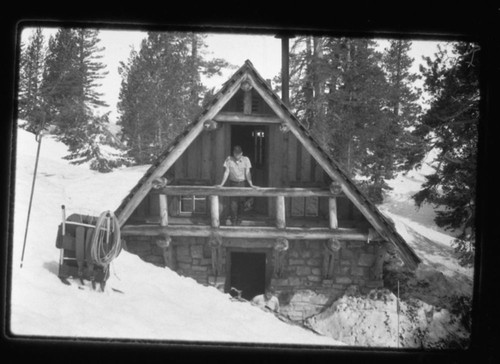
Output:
[381, 40, 423, 171]
[40, 28, 82, 134]
[288, 37, 422, 203]
[40, 27, 122, 172]
[411, 42, 479, 266]
[18, 27, 46, 132]
[117, 32, 229, 164]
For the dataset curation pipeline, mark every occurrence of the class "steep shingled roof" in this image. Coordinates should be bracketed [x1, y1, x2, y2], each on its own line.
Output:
[114, 60, 421, 269]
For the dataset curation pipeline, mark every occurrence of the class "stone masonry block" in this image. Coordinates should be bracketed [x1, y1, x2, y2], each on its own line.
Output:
[306, 258, 321, 266]
[322, 279, 334, 286]
[340, 266, 351, 275]
[366, 280, 384, 288]
[307, 275, 322, 282]
[311, 268, 321, 276]
[177, 262, 191, 270]
[296, 266, 311, 276]
[288, 277, 302, 286]
[351, 266, 366, 277]
[191, 245, 204, 259]
[271, 278, 289, 286]
[152, 245, 166, 256]
[191, 265, 208, 272]
[176, 245, 190, 256]
[358, 253, 376, 267]
[200, 258, 212, 266]
[289, 258, 305, 266]
[340, 259, 351, 266]
[336, 276, 352, 284]
[341, 248, 354, 260]
[300, 250, 311, 258]
[347, 241, 365, 249]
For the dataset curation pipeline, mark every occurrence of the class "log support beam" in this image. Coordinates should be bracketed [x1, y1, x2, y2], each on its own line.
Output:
[121, 224, 382, 241]
[329, 197, 338, 229]
[154, 186, 338, 197]
[276, 195, 286, 229]
[159, 194, 168, 227]
[210, 195, 220, 228]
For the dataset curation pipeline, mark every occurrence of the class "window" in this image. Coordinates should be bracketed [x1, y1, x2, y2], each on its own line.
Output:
[291, 196, 319, 217]
[180, 195, 207, 215]
[252, 129, 265, 166]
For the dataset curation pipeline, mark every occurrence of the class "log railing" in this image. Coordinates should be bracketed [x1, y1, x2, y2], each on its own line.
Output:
[121, 185, 382, 242]
[153, 185, 339, 229]
[154, 186, 338, 197]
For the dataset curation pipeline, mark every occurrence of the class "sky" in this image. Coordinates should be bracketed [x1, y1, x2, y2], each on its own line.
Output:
[20, 27, 444, 123]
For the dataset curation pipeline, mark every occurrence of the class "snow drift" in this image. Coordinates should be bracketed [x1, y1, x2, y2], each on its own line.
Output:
[9, 126, 343, 346]
[9, 124, 473, 349]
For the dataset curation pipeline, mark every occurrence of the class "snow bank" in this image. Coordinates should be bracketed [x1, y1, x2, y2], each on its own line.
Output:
[307, 289, 469, 348]
[10, 126, 343, 346]
[304, 150, 474, 348]
[10, 125, 473, 348]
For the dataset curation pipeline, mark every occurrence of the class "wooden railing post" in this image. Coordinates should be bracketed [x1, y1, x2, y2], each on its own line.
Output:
[329, 197, 338, 229]
[276, 195, 286, 229]
[159, 194, 168, 226]
[210, 195, 220, 228]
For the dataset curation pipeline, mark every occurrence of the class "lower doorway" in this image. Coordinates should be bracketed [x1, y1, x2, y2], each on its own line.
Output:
[229, 252, 266, 301]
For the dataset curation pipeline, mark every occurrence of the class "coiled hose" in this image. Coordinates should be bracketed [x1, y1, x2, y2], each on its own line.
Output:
[90, 211, 122, 267]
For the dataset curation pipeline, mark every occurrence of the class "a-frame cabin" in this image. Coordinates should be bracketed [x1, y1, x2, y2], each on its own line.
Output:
[115, 60, 420, 316]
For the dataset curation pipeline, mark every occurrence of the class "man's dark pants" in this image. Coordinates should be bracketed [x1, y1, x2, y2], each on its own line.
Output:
[228, 180, 246, 222]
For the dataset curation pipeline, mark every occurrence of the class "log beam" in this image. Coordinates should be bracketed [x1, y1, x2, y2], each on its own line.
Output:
[121, 224, 382, 241]
[214, 112, 282, 124]
[328, 197, 338, 229]
[210, 195, 220, 228]
[159, 194, 168, 226]
[276, 195, 286, 229]
[153, 186, 337, 197]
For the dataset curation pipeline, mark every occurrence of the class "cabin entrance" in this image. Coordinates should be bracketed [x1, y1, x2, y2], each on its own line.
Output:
[230, 125, 269, 215]
[228, 251, 266, 301]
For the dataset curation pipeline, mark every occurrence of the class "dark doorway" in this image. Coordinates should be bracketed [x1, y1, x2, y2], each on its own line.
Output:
[229, 252, 266, 301]
[231, 125, 268, 215]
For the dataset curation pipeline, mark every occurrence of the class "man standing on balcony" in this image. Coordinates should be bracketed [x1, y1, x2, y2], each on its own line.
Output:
[216, 145, 256, 225]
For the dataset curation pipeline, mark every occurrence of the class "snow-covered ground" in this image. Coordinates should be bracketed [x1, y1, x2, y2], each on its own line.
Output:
[9, 126, 343, 346]
[305, 153, 474, 348]
[9, 125, 473, 348]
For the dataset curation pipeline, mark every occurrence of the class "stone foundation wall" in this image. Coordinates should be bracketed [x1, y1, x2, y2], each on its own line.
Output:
[270, 240, 386, 321]
[125, 236, 222, 286]
[124, 235, 388, 321]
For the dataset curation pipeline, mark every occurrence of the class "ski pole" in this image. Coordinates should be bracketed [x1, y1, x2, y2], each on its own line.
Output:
[397, 280, 400, 348]
[20, 132, 43, 268]
[59, 205, 66, 266]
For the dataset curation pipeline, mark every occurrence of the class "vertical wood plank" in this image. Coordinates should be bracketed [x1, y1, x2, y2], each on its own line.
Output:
[310, 154, 316, 182]
[201, 132, 211, 181]
[159, 194, 168, 226]
[214, 126, 226, 185]
[210, 129, 217, 184]
[301, 144, 311, 182]
[329, 197, 338, 229]
[281, 127, 289, 187]
[296, 139, 302, 182]
[288, 135, 297, 183]
[267, 126, 276, 216]
[210, 195, 220, 228]
[243, 90, 252, 114]
[276, 195, 286, 229]
[187, 137, 201, 180]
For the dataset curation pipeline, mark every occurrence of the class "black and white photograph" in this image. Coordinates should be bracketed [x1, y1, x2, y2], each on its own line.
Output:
[6, 15, 489, 357]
